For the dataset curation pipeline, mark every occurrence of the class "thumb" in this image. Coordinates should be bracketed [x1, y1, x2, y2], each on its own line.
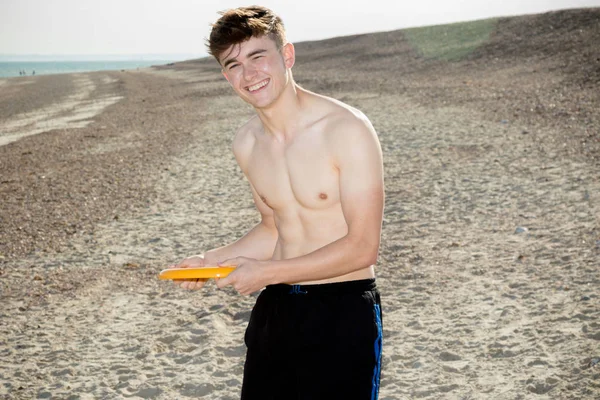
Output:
[219, 257, 239, 267]
[216, 274, 233, 289]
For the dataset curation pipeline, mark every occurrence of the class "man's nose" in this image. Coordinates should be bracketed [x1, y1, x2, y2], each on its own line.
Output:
[243, 64, 258, 81]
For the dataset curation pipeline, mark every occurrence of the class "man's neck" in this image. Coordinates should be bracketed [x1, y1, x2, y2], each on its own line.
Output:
[255, 81, 306, 142]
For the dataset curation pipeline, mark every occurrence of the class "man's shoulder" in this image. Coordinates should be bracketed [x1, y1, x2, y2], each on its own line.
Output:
[310, 93, 372, 134]
[232, 116, 260, 168]
[310, 98, 375, 148]
[235, 115, 261, 140]
[233, 116, 261, 148]
[306, 94, 379, 161]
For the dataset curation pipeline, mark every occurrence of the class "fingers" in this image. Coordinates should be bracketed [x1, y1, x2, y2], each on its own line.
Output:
[176, 260, 193, 268]
[215, 274, 232, 289]
[176, 255, 206, 269]
[190, 279, 207, 290]
[166, 256, 248, 292]
[166, 255, 213, 290]
[215, 259, 242, 289]
[178, 278, 207, 290]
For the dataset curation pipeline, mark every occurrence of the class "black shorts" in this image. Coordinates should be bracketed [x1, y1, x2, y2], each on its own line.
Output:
[241, 279, 383, 400]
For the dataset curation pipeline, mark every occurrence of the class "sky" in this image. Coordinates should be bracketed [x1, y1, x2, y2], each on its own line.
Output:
[1, 0, 599, 60]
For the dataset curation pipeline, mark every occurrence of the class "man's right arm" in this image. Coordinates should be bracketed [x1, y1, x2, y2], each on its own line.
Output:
[204, 120, 277, 263]
[173, 205, 276, 290]
[173, 122, 278, 289]
[203, 183, 278, 264]
[172, 197, 276, 290]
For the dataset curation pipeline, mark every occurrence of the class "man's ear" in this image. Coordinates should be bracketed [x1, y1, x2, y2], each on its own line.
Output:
[222, 70, 230, 82]
[282, 42, 295, 69]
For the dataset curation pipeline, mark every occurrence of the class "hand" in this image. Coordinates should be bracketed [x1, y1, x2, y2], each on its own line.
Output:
[215, 257, 269, 296]
[169, 254, 211, 290]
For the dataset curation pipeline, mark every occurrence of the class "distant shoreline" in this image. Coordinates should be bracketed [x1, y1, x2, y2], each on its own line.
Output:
[0, 60, 181, 78]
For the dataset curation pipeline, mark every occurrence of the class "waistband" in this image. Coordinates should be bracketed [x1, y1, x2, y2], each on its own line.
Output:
[264, 278, 376, 296]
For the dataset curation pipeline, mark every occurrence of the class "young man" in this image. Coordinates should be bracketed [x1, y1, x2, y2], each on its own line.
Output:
[172, 6, 384, 399]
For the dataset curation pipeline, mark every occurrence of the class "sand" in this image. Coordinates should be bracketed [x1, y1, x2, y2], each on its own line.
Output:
[1, 8, 600, 400]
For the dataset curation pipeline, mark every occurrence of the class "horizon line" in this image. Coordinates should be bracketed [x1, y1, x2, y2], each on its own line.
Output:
[0, 53, 207, 62]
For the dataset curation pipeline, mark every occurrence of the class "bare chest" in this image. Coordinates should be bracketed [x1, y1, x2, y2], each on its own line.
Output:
[246, 137, 340, 211]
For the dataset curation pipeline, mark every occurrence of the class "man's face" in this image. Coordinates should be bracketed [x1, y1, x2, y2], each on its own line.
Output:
[219, 36, 294, 109]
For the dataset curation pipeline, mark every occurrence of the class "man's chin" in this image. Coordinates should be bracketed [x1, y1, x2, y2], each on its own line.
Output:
[243, 97, 274, 110]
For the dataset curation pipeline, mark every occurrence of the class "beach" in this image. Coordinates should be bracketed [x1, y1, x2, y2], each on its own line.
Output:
[1, 8, 599, 400]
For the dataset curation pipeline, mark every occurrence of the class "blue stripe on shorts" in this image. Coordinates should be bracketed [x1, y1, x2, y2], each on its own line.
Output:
[371, 303, 383, 400]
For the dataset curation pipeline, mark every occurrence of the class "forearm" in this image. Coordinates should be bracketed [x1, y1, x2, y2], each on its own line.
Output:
[204, 222, 278, 264]
[265, 234, 379, 284]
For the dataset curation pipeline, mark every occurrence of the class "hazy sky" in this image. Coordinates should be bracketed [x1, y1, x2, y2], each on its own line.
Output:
[1, 0, 599, 59]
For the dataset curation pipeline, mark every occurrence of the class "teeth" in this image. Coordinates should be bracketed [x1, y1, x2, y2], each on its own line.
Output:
[248, 80, 268, 92]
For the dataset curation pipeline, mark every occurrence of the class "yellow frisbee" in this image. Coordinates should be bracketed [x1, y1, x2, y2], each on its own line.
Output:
[158, 267, 235, 280]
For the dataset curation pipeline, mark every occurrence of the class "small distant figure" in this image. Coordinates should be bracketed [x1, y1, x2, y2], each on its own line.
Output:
[32, 70, 35, 76]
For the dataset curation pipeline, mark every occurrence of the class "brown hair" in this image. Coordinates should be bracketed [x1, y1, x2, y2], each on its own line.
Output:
[207, 6, 287, 63]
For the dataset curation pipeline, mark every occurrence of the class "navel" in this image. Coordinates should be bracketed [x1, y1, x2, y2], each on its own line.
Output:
[319, 193, 328, 200]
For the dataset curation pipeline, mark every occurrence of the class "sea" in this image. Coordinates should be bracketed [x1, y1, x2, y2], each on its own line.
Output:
[0, 60, 177, 78]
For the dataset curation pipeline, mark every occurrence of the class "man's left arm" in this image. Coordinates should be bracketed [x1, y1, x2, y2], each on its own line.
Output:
[217, 113, 384, 295]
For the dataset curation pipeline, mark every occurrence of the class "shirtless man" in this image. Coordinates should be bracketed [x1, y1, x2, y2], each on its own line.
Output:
[171, 6, 385, 399]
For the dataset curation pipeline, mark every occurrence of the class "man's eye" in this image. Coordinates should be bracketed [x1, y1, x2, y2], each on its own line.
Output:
[229, 64, 239, 70]
[253, 56, 263, 60]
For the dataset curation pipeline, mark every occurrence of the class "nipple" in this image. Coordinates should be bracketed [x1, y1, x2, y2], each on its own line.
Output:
[319, 193, 328, 200]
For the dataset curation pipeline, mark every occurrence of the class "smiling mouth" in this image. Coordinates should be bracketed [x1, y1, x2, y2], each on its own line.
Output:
[246, 79, 269, 92]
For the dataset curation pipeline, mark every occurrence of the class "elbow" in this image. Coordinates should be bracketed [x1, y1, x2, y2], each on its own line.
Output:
[363, 247, 379, 267]
[351, 236, 380, 267]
